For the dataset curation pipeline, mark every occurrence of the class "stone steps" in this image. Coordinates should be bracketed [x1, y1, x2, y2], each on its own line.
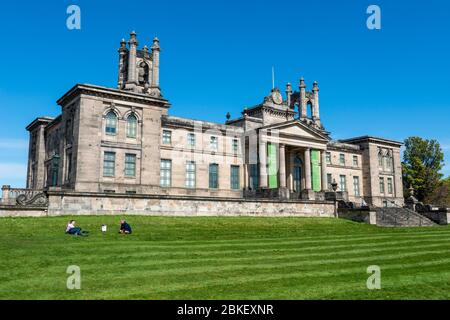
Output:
[376, 207, 436, 227]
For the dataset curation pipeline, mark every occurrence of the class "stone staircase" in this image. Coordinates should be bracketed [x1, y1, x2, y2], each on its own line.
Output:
[376, 205, 436, 227]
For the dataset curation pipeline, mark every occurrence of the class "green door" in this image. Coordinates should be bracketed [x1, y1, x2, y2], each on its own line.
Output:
[267, 143, 278, 189]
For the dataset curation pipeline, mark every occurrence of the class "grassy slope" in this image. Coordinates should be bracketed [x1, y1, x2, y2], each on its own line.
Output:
[0, 216, 449, 300]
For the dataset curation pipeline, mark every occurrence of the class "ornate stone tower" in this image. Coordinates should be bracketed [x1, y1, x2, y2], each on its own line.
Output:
[117, 31, 161, 97]
[288, 77, 323, 130]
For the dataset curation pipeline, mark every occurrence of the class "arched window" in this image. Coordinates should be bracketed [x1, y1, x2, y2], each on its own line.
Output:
[105, 111, 117, 135]
[127, 113, 137, 138]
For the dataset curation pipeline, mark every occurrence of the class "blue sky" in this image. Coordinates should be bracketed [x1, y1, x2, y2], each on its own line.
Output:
[0, 0, 449, 187]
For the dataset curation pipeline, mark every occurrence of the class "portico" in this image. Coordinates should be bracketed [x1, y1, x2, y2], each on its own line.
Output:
[251, 120, 330, 200]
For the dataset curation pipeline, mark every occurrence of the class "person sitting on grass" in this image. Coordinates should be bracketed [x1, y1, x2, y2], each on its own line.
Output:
[119, 220, 132, 234]
[66, 220, 89, 236]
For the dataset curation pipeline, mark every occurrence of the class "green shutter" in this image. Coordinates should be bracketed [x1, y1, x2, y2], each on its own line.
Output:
[311, 150, 321, 192]
[268, 143, 278, 189]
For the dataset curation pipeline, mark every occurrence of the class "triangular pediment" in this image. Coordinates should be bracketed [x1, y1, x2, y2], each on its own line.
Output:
[261, 120, 330, 142]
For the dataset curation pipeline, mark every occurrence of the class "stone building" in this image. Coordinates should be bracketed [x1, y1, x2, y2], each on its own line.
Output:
[25, 32, 404, 210]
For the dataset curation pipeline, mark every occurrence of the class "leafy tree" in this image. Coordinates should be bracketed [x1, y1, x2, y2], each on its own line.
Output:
[402, 137, 444, 202]
[428, 177, 450, 207]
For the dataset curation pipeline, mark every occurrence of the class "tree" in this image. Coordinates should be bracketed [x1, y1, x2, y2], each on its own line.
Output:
[402, 137, 444, 203]
[428, 177, 450, 207]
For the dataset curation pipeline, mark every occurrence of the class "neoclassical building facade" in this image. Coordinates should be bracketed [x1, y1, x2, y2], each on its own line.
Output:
[25, 32, 404, 208]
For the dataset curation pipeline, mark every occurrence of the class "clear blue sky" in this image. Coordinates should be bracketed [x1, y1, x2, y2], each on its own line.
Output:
[0, 0, 449, 187]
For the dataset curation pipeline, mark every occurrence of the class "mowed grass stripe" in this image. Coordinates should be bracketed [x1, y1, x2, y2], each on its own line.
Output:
[49, 228, 450, 248]
[3, 244, 450, 289]
[6, 236, 450, 278]
[7, 234, 450, 269]
[8, 252, 449, 299]
[7, 230, 450, 258]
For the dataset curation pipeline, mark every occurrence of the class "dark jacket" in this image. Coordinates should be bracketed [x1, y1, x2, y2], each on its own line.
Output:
[120, 222, 132, 233]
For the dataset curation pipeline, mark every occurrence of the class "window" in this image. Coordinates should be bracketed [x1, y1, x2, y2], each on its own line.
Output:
[353, 155, 358, 167]
[386, 156, 393, 172]
[339, 175, 347, 192]
[230, 165, 240, 190]
[249, 164, 259, 190]
[378, 152, 383, 167]
[103, 152, 116, 177]
[326, 152, 331, 165]
[209, 164, 219, 189]
[125, 154, 136, 177]
[353, 176, 360, 196]
[185, 161, 196, 188]
[379, 177, 385, 193]
[127, 114, 137, 138]
[232, 139, 239, 154]
[387, 178, 393, 194]
[160, 160, 172, 187]
[105, 111, 117, 135]
[162, 130, 172, 145]
[187, 133, 196, 148]
[327, 174, 333, 190]
[210, 136, 218, 152]
[339, 154, 345, 166]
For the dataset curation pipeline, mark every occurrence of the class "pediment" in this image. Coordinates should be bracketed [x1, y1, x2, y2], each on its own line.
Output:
[262, 120, 330, 142]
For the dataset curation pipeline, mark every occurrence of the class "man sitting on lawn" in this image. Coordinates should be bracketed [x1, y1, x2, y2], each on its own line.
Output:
[66, 220, 89, 236]
[119, 220, 132, 234]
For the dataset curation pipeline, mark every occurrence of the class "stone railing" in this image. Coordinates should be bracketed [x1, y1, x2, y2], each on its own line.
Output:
[1, 185, 48, 207]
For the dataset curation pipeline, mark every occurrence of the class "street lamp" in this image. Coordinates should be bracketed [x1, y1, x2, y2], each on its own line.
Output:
[331, 179, 338, 218]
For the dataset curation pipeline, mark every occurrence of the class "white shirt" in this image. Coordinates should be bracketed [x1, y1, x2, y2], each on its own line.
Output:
[66, 223, 75, 232]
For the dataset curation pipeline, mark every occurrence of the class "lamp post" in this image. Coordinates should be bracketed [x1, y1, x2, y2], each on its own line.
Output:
[331, 179, 338, 218]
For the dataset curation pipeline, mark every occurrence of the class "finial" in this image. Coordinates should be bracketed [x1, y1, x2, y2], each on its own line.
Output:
[286, 82, 292, 92]
[129, 31, 138, 45]
[226, 112, 231, 120]
[143, 45, 149, 52]
[312, 80, 319, 92]
[152, 37, 160, 50]
[300, 77, 306, 88]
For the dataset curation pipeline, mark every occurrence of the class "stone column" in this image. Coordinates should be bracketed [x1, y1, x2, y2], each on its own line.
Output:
[288, 152, 294, 192]
[279, 144, 286, 188]
[321, 150, 328, 191]
[259, 141, 268, 188]
[151, 37, 161, 95]
[304, 148, 312, 190]
[1, 185, 10, 204]
[127, 32, 138, 86]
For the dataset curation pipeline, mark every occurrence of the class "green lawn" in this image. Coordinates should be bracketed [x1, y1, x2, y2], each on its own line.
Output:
[0, 216, 450, 300]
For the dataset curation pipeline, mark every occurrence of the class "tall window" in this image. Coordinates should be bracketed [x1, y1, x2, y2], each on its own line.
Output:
[353, 176, 360, 196]
[105, 111, 117, 135]
[327, 174, 333, 190]
[379, 177, 385, 193]
[339, 175, 347, 192]
[249, 164, 259, 190]
[230, 165, 240, 190]
[378, 152, 383, 167]
[103, 152, 116, 177]
[209, 164, 219, 189]
[160, 159, 172, 187]
[187, 133, 196, 148]
[232, 139, 239, 154]
[387, 177, 393, 194]
[326, 152, 331, 165]
[185, 161, 196, 188]
[125, 154, 136, 177]
[339, 154, 345, 166]
[353, 155, 358, 167]
[386, 156, 393, 172]
[210, 136, 218, 152]
[162, 130, 172, 145]
[126, 114, 137, 138]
